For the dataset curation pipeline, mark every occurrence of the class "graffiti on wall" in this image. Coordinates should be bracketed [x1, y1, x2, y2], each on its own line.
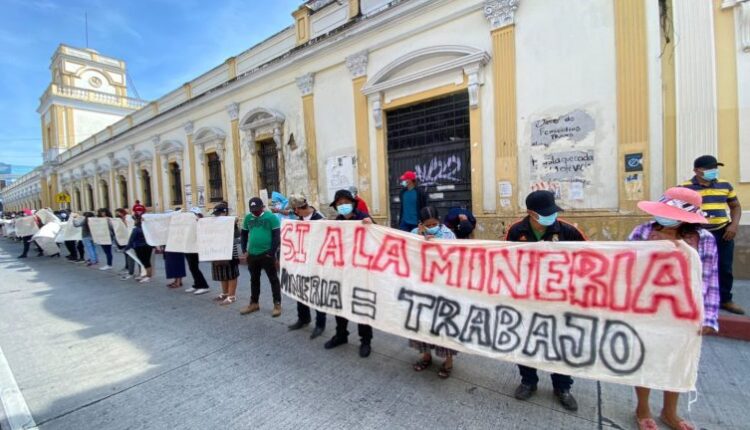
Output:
[415, 155, 463, 187]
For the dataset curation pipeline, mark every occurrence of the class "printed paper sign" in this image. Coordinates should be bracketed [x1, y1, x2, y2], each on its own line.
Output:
[60, 221, 83, 241]
[14, 217, 39, 237]
[142, 213, 173, 246]
[111, 218, 132, 247]
[89, 218, 112, 245]
[280, 220, 705, 392]
[165, 212, 198, 253]
[197, 217, 237, 261]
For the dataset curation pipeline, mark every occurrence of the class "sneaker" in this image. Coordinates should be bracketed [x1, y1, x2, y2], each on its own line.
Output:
[324, 336, 348, 350]
[99, 265, 112, 271]
[193, 288, 210, 296]
[514, 384, 537, 401]
[76, 259, 87, 264]
[271, 304, 282, 317]
[310, 326, 325, 339]
[184, 287, 197, 293]
[240, 303, 260, 315]
[288, 320, 309, 331]
[553, 390, 578, 412]
[359, 343, 371, 358]
[120, 274, 133, 281]
[138, 277, 151, 284]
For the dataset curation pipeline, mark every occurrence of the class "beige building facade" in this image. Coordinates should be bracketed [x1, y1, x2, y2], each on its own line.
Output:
[2, 0, 749, 271]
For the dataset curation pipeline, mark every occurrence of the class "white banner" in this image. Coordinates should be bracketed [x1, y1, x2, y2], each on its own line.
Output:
[280, 220, 705, 392]
[111, 217, 132, 247]
[142, 213, 172, 246]
[165, 212, 198, 253]
[36, 209, 60, 225]
[14, 217, 39, 237]
[197, 217, 236, 261]
[59, 221, 82, 242]
[88, 218, 112, 245]
[125, 249, 147, 277]
[33, 223, 61, 255]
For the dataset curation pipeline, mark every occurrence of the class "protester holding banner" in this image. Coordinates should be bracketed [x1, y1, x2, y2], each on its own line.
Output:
[209, 202, 240, 305]
[409, 206, 458, 378]
[286, 195, 327, 338]
[239, 197, 282, 317]
[443, 208, 476, 239]
[96, 209, 115, 271]
[323, 189, 374, 358]
[629, 187, 719, 430]
[183, 208, 211, 295]
[124, 215, 153, 283]
[73, 212, 98, 266]
[505, 190, 585, 412]
[113, 208, 137, 280]
[398, 171, 427, 232]
[17, 214, 43, 259]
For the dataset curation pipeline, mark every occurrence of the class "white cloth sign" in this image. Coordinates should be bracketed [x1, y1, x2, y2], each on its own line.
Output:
[111, 217, 132, 247]
[89, 218, 112, 245]
[165, 212, 198, 253]
[142, 213, 172, 246]
[280, 220, 705, 392]
[197, 217, 236, 261]
[14, 217, 39, 237]
[33, 223, 61, 255]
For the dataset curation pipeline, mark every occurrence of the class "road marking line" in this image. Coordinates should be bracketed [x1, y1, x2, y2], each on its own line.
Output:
[0, 344, 37, 430]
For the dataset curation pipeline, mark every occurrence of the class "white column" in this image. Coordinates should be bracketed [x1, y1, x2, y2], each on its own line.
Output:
[673, 0, 719, 180]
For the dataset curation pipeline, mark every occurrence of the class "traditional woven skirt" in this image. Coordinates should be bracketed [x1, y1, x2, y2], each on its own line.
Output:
[408, 340, 457, 358]
[211, 259, 239, 281]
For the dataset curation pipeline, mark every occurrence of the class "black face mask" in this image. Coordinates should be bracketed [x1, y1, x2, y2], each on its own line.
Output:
[251, 210, 264, 217]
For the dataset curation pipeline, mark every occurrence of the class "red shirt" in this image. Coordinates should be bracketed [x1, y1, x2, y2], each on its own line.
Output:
[355, 196, 370, 214]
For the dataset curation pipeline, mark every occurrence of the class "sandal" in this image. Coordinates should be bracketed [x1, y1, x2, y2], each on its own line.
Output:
[659, 415, 695, 430]
[413, 358, 432, 372]
[168, 283, 182, 289]
[635, 416, 658, 430]
[219, 296, 236, 306]
[213, 294, 228, 302]
[437, 364, 452, 379]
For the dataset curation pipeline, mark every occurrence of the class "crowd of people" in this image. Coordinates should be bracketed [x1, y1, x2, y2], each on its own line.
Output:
[0, 154, 742, 430]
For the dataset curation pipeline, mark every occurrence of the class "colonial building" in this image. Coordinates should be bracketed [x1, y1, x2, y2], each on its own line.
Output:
[2, 0, 749, 271]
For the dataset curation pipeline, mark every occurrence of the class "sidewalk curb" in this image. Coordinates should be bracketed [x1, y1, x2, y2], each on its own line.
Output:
[714, 314, 750, 341]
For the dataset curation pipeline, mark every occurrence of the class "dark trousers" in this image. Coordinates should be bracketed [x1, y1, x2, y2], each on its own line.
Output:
[101, 245, 113, 266]
[297, 302, 326, 328]
[64, 240, 83, 259]
[518, 365, 573, 391]
[399, 221, 418, 232]
[334, 316, 372, 345]
[247, 254, 281, 304]
[20, 236, 42, 257]
[711, 227, 735, 303]
[184, 253, 208, 288]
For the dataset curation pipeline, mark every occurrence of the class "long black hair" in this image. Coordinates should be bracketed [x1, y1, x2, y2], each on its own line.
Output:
[419, 206, 440, 223]
[97, 208, 113, 218]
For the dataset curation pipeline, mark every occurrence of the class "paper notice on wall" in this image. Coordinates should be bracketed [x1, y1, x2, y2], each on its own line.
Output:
[165, 212, 198, 253]
[142, 213, 173, 246]
[197, 216, 237, 261]
[325, 155, 356, 202]
[500, 198, 511, 208]
[498, 181, 513, 198]
[569, 182, 585, 201]
[89, 218, 112, 245]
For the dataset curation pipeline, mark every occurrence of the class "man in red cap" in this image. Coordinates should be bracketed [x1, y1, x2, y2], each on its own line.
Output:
[132, 200, 146, 216]
[398, 170, 427, 232]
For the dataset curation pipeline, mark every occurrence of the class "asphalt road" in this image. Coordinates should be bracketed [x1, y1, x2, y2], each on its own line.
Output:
[0, 238, 747, 430]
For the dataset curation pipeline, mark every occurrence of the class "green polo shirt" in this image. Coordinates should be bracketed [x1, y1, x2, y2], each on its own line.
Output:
[241, 211, 280, 255]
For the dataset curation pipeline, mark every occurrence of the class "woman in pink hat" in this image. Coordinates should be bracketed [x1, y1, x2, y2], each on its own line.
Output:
[628, 187, 719, 430]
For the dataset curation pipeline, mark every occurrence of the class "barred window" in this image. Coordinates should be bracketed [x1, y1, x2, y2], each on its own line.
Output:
[170, 163, 183, 206]
[207, 153, 223, 203]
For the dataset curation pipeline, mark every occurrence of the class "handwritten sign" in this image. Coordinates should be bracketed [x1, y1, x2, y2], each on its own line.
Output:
[36, 208, 61, 225]
[165, 212, 198, 253]
[197, 217, 237, 261]
[280, 220, 704, 392]
[142, 213, 172, 246]
[14, 217, 39, 237]
[111, 217, 132, 247]
[531, 109, 594, 147]
[59, 221, 82, 241]
[33, 223, 62, 255]
[88, 218, 112, 245]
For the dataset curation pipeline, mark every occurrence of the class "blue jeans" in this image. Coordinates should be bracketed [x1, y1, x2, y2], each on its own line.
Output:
[100, 245, 113, 266]
[82, 237, 98, 264]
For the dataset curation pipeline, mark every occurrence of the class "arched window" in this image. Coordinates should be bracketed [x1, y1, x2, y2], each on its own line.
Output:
[86, 184, 94, 211]
[141, 170, 152, 207]
[118, 175, 128, 208]
[207, 153, 223, 203]
[170, 162, 183, 206]
[100, 180, 110, 210]
[74, 188, 82, 211]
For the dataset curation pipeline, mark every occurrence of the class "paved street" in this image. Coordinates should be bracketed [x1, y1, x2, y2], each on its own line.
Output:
[0, 238, 748, 430]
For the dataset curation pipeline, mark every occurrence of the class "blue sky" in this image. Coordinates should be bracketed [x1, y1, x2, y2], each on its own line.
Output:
[0, 0, 301, 168]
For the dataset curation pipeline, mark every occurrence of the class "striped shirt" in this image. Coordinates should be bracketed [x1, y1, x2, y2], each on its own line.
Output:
[628, 222, 720, 331]
[681, 177, 737, 230]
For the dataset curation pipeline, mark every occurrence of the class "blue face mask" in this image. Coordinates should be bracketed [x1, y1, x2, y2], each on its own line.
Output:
[337, 203, 353, 216]
[702, 169, 718, 181]
[536, 212, 558, 227]
[425, 225, 441, 236]
[401, 180, 409, 188]
[654, 216, 681, 228]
